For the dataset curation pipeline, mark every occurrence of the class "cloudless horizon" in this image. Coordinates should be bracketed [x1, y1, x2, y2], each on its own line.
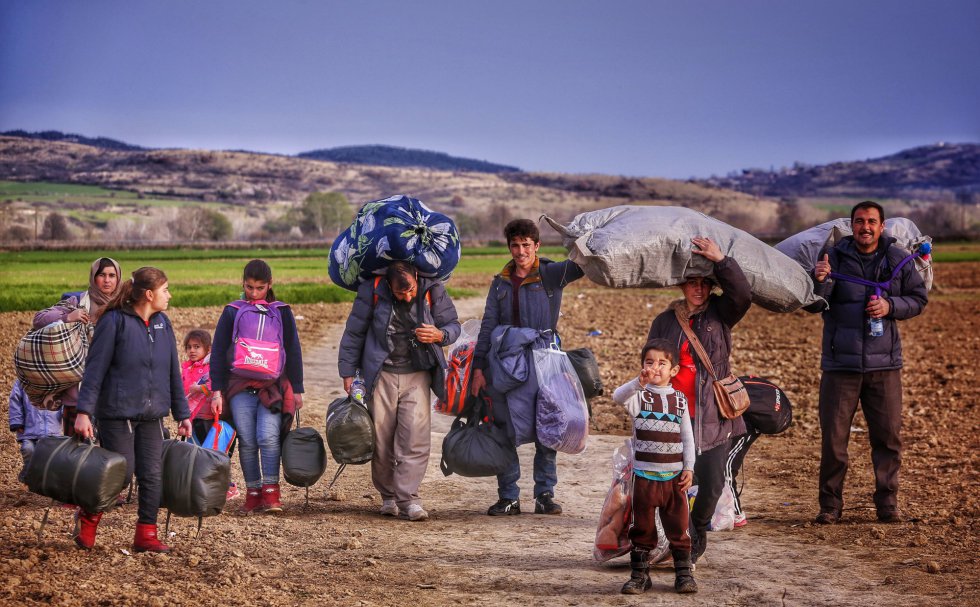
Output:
[1, 1, 978, 179]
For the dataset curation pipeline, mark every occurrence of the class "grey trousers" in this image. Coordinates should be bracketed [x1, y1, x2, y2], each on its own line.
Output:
[369, 370, 432, 509]
[818, 369, 903, 514]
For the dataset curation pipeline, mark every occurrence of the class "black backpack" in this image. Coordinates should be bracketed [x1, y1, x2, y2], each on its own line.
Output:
[739, 376, 793, 435]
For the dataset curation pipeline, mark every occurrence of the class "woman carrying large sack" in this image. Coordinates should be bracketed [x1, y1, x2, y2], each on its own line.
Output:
[646, 237, 751, 563]
[338, 261, 460, 521]
[32, 257, 121, 435]
[74, 267, 192, 552]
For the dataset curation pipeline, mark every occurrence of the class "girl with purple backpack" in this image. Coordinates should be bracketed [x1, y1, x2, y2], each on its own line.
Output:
[210, 260, 304, 514]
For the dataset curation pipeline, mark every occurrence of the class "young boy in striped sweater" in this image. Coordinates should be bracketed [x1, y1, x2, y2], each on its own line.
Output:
[612, 338, 697, 594]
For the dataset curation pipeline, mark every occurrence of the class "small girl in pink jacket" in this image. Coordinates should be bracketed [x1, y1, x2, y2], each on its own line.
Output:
[182, 329, 239, 499]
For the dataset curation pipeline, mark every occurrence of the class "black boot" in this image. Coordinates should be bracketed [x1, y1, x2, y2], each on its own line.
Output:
[673, 550, 698, 594]
[690, 523, 708, 563]
[621, 549, 652, 595]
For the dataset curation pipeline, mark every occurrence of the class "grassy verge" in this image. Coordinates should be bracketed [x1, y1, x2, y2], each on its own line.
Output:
[0, 247, 506, 311]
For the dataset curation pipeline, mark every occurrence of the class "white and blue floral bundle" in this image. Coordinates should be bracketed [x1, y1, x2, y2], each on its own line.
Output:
[329, 194, 461, 290]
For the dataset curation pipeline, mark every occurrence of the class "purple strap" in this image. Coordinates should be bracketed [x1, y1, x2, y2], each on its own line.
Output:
[828, 250, 922, 297]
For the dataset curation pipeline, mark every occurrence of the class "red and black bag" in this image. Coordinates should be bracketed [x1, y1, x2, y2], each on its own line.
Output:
[739, 376, 793, 435]
[434, 341, 474, 416]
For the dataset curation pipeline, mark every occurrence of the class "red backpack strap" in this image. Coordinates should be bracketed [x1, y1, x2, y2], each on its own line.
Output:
[372, 276, 382, 307]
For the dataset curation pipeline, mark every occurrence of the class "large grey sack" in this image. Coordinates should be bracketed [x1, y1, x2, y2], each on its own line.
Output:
[543, 206, 824, 313]
[775, 217, 933, 290]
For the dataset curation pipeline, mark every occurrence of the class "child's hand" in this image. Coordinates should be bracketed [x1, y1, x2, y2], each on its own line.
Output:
[677, 470, 693, 492]
[639, 368, 656, 386]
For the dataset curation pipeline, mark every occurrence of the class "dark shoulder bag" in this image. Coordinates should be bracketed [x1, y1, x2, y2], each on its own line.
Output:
[675, 308, 750, 419]
[408, 287, 440, 371]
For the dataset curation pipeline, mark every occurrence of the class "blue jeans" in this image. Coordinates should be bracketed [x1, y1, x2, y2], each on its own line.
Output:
[497, 440, 558, 501]
[230, 390, 281, 488]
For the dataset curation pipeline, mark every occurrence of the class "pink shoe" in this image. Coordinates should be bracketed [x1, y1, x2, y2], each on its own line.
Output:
[733, 513, 748, 528]
[226, 483, 240, 500]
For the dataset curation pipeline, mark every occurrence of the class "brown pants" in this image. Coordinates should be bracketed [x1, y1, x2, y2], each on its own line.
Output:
[369, 370, 432, 509]
[818, 370, 903, 513]
[629, 475, 691, 553]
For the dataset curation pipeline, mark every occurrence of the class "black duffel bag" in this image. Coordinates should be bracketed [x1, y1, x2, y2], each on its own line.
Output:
[25, 436, 127, 514]
[325, 396, 374, 465]
[282, 412, 328, 495]
[161, 438, 230, 526]
[566, 348, 603, 401]
[440, 393, 518, 477]
[739, 376, 793, 435]
[323, 396, 375, 490]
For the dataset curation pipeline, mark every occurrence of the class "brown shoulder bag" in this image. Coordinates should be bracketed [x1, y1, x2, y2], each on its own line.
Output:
[674, 309, 750, 419]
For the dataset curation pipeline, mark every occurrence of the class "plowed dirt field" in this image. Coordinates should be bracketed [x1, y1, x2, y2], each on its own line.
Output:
[0, 264, 976, 606]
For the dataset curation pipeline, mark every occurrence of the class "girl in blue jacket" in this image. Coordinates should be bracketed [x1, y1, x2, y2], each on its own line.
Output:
[75, 267, 192, 553]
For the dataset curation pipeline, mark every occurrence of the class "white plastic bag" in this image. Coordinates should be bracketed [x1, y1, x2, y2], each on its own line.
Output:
[533, 348, 589, 454]
[709, 483, 736, 531]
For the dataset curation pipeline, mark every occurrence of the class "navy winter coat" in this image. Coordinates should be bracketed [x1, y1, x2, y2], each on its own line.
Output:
[338, 277, 461, 400]
[473, 257, 585, 370]
[815, 235, 927, 372]
[76, 308, 190, 422]
[473, 257, 584, 445]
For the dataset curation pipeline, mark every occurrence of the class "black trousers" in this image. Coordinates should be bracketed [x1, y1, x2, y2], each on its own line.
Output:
[690, 441, 729, 531]
[726, 429, 761, 516]
[818, 370, 903, 513]
[98, 418, 165, 525]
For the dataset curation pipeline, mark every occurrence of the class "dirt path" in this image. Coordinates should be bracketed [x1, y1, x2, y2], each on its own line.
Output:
[289, 297, 934, 607]
[0, 295, 967, 606]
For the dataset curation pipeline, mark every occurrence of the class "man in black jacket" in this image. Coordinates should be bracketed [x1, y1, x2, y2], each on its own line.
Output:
[812, 201, 928, 525]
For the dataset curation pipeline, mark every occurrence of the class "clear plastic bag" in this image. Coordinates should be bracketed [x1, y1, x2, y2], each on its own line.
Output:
[593, 440, 670, 563]
[533, 348, 589, 454]
[593, 440, 633, 562]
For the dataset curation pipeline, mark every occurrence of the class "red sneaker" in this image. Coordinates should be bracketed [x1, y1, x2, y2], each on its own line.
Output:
[226, 483, 240, 501]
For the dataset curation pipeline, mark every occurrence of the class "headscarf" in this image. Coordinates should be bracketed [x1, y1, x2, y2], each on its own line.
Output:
[87, 257, 121, 323]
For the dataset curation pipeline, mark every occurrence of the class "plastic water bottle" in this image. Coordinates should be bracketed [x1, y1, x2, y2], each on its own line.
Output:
[868, 296, 884, 337]
[351, 370, 366, 404]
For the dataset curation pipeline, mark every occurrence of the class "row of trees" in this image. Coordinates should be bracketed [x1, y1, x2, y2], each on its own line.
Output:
[4, 193, 978, 244]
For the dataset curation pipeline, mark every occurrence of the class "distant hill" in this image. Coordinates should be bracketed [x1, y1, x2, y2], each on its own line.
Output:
[2, 129, 148, 152]
[699, 142, 980, 200]
[298, 144, 520, 174]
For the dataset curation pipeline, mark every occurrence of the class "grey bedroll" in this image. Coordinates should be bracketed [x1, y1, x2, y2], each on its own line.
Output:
[543, 206, 825, 313]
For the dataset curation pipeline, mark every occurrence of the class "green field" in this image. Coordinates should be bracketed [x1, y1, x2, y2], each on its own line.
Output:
[0, 246, 567, 312]
[0, 180, 217, 208]
[2, 242, 974, 313]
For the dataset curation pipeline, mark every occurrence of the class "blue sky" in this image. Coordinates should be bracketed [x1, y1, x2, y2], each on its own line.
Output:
[1, 1, 977, 178]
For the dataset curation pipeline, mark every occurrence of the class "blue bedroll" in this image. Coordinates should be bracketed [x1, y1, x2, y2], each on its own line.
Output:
[329, 194, 461, 291]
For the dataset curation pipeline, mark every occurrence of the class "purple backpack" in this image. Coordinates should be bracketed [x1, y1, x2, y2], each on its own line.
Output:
[228, 300, 287, 380]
